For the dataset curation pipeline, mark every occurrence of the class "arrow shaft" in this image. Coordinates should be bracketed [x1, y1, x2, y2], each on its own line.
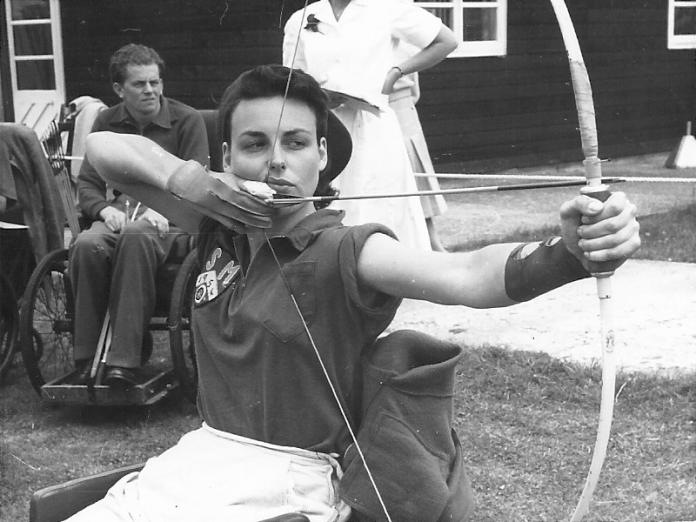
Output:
[48, 157, 696, 184]
[270, 178, 625, 206]
[414, 173, 696, 183]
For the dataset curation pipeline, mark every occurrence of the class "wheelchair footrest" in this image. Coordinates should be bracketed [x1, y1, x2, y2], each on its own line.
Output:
[41, 369, 178, 405]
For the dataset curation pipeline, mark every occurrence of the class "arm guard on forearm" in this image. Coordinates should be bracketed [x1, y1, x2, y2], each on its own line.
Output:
[504, 236, 590, 302]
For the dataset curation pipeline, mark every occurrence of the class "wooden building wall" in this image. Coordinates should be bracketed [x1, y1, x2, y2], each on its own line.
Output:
[60, 0, 287, 109]
[59, 0, 695, 171]
[417, 0, 696, 170]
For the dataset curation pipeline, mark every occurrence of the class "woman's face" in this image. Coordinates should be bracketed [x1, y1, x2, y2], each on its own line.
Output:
[222, 96, 327, 202]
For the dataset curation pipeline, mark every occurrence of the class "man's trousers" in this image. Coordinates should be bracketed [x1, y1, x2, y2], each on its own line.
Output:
[68, 220, 185, 367]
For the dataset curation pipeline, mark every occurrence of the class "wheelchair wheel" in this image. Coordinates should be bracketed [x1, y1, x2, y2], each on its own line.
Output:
[20, 248, 74, 394]
[0, 274, 19, 382]
[168, 248, 199, 403]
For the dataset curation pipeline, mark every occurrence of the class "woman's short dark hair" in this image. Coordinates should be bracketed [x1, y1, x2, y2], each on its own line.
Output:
[217, 65, 328, 151]
[109, 44, 165, 84]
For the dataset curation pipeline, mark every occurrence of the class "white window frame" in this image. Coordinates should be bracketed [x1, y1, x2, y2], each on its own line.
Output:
[416, 0, 507, 58]
[668, 0, 696, 49]
[4, 0, 65, 133]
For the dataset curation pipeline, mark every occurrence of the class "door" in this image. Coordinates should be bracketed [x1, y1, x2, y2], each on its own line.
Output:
[4, 0, 64, 136]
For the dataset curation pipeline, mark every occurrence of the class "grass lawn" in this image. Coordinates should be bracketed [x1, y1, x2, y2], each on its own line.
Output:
[1, 204, 694, 521]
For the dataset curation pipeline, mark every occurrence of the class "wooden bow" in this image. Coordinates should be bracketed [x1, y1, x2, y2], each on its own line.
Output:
[548, 1, 618, 519]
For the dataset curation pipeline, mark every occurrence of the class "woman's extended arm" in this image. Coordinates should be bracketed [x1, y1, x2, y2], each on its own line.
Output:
[357, 192, 640, 308]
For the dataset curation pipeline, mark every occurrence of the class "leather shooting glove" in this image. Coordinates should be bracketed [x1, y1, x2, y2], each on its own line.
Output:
[167, 160, 275, 230]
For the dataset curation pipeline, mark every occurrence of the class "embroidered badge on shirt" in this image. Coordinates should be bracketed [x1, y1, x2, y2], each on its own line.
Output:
[194, 246, 239, 307]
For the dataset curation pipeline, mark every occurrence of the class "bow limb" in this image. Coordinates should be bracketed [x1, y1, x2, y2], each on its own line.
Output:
[548, 1, 617, 520]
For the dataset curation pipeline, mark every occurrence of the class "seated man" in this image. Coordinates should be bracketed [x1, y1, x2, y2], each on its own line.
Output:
[72, 65, 640, 521]
[69, 43, 209, 387]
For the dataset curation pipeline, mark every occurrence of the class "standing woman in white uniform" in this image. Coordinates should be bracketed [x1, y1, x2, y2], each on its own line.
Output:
[390, 32, 450, 251]
[283, 0, 457, 251]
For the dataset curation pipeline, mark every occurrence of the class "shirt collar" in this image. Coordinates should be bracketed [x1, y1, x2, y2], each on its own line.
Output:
[311, 1, 335, 23]
[228, 209, 344, 274]
[114, 95, 173, 129]
[284, 208, 345, 250]
[312, 0, 368, 24]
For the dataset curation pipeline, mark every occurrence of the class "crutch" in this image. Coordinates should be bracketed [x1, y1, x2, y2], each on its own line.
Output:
[90, 310, 112, 385]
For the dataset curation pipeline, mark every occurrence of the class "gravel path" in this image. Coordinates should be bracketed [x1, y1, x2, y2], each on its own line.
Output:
[389, 260, 696, 374]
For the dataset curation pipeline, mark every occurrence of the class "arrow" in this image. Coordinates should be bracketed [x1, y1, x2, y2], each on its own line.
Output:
[268, 178, 626, 206]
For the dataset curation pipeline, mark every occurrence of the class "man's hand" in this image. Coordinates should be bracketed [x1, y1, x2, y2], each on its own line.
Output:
[99, 206, 127, 232]
[166, 160, 275, 232]
[560, 191, 641, 273]
[139, 208, 169, 238]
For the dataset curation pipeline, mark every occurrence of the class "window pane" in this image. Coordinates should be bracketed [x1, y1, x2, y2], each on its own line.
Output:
[11, 0, 50, 20]
[675, 6, 696, 35]
[463, 7, 497, 41]
[16, 60, 55, 90]
[13, 25, 53, 55]
[423, 7, 453, 26]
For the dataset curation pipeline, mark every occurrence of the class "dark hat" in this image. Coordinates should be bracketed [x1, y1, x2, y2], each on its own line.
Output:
[321, 111, 352, 188]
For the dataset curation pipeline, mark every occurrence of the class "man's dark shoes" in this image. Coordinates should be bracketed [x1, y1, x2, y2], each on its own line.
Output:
[72, 359, 93, 385]
[103, 365, 147, 388]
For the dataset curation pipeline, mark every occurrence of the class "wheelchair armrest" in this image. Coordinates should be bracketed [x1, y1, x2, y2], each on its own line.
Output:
[30, 463, 143, 522]
[30, 461, 310, 522]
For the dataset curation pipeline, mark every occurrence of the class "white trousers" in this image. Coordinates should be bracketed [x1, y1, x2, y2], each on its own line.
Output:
[65, 424, 351, 522]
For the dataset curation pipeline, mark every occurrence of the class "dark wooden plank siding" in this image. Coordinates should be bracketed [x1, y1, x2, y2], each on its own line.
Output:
[59, 0, 695, 170]
[417, 0, 695, 170]
[61, 0, 287, 108]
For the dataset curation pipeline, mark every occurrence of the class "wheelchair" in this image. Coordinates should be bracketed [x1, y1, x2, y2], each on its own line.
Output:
[0, 126, 60, 383]
[17, 108, 221, 406]
[18, 238, 200, 405]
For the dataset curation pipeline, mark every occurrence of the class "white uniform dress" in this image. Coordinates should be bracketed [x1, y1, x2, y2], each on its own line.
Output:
[283, 0, 443, 250]
[389, 34, 447, 219]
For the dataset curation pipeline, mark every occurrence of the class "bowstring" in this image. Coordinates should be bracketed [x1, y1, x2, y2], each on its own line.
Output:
[264, 233, 393, 522]
[266, 3, 393, 520]
[265, 0, 309, 184]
